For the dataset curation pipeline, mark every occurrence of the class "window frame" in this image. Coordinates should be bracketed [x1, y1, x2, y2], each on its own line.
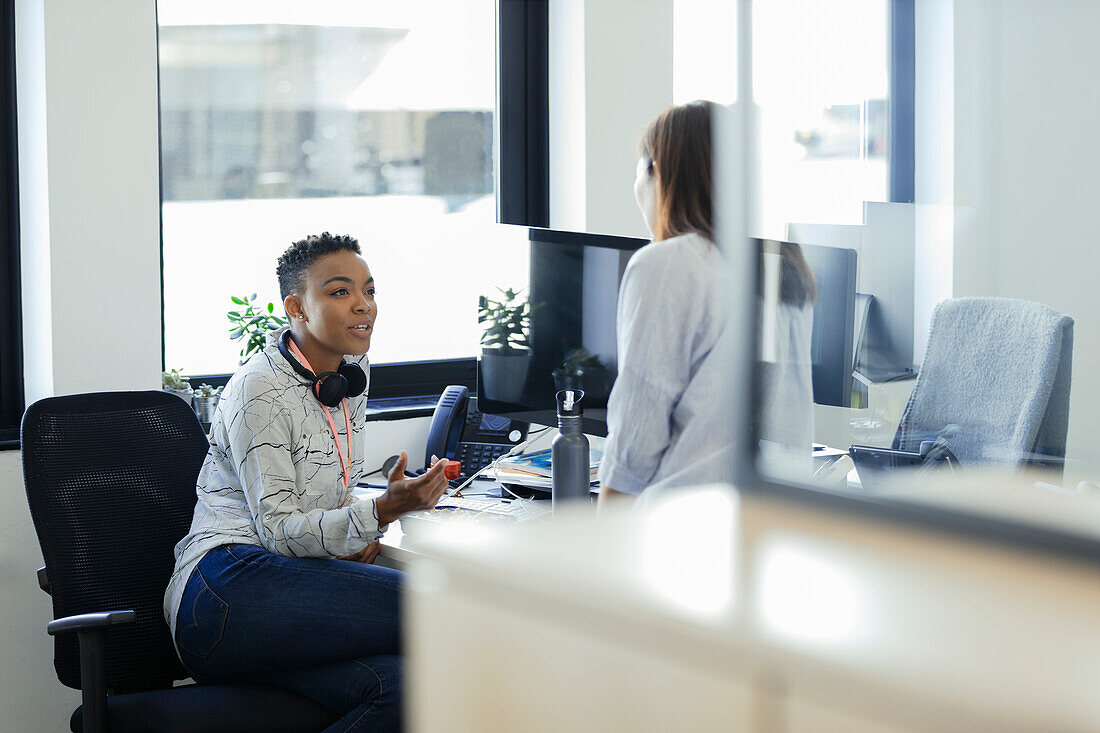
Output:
[890, 0, 916, 204]
[0, 0, 23, 449]
[497, 0, 549, 228]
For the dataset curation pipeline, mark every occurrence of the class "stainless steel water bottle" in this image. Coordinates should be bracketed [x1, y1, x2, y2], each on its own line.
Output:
[552, 389, 590, 511]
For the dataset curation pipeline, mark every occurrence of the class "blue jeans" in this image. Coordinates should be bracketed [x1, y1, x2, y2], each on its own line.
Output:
[174, 544, 403, 733]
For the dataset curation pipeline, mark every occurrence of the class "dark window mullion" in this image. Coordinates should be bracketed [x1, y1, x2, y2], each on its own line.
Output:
[889, 0, 916, 204]
[497, 0, 549, 228]
[0, 0, 24, 444]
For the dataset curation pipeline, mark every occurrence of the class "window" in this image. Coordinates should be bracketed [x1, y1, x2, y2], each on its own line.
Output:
[516, 1, 908, 242]
[753, 0, 896, 237]
[0, 0, 22, 446]
[157, 1, 529, 380]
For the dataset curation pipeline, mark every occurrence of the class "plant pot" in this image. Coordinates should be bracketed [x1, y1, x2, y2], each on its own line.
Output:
[480, 351, 532, 404]
[193, 394, 220, 423]
[163, 386, 193, 407]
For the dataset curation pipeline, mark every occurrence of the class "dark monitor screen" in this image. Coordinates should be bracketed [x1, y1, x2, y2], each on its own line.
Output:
[800, 242, 858, 407]
[477, 229, 646, 435]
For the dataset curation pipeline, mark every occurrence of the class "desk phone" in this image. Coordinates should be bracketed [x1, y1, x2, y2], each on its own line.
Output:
[424, 386, 529, 480]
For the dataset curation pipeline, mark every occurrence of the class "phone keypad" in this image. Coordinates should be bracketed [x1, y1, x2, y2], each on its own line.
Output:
[455, 441, 512, 478]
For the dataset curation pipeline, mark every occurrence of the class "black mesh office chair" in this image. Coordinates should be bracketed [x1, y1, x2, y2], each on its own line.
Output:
[22, 391, 338, 733]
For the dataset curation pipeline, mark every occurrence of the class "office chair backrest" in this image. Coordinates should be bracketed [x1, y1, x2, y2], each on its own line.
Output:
[22, 391, 210, 692]
[893, 297, 1074, 471]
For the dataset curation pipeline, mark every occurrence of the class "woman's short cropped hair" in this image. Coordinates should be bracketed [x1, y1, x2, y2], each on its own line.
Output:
[276, 232, 362, 299]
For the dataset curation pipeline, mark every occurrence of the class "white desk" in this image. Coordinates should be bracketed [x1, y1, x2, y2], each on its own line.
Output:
[402, 483, 1100, 732]
[354, 477, 551, 570]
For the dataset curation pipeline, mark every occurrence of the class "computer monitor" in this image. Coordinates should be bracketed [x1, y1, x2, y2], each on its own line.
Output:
[788, 202, 922, 382]
[754, 239, 858, 408]
[477, 229, 646, 435]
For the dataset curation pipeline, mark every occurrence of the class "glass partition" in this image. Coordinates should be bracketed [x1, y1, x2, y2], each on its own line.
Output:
[730, 0, 1100, 549]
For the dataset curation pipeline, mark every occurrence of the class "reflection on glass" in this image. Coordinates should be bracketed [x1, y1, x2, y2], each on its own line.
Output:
[638, 488, 737, 621]
[478, 288, 536, 405]
[756, 238, 1078, 508]
[753, 0, 889, 235]
[755, 239, 817, 482]
[755, 538, 867, 646]
[847, 298, 1074, 488]
[477, 241, 626, 436]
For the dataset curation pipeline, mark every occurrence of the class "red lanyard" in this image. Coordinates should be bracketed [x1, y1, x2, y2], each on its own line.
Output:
[286, 339, 353, 490]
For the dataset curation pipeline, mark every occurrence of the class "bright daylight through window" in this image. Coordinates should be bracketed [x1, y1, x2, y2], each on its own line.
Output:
[753, 0, 889, 236]
[158, 0, 529, 375]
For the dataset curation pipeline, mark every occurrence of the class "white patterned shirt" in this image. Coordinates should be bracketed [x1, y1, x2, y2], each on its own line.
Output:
[163, 327, 383, 635]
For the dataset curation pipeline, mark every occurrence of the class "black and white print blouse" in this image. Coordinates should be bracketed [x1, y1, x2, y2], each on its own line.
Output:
[163, 327, 383, 635]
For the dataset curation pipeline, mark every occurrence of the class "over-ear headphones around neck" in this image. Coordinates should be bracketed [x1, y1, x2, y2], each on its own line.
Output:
[278, 330, 367, 407]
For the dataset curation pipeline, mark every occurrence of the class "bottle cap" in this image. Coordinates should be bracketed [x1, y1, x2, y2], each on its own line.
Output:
[555, 389, 584, 417]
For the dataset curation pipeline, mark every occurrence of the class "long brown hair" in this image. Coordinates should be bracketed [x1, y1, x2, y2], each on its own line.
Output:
[641, 100, 714, 242]
[642, 101, 816, 306]
[758, 240, 817, 306]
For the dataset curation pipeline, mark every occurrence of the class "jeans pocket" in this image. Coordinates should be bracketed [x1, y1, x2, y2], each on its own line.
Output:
[176, 567, 230, 661]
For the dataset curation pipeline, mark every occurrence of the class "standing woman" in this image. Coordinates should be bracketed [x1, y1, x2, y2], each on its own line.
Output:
[597, 101, 816, 505]
[164, 232, 449, 732]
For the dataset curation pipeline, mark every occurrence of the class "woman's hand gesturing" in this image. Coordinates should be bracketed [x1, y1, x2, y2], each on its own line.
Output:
[374, 451, 450, 525]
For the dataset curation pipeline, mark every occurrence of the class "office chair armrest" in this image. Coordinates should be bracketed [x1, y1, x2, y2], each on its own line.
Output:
[37, 566, 50, 594]
[47, 609, 137, 636]
[46, 610, 136, 733]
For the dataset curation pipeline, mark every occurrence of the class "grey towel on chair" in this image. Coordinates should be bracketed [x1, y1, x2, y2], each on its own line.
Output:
[892, 297, 1073, 471]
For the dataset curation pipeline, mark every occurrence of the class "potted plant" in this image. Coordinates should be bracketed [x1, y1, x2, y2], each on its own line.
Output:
[162, 368, 193, 406]
[479, 287, 535, 404]
[552, 347, 612, 402]
[227, 293, 289, 363]
[192, 383, 223, 423]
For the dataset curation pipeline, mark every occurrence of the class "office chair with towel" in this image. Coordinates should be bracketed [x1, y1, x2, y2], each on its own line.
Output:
[22, 391, 338, 733]
[892, 297, 1074, 472]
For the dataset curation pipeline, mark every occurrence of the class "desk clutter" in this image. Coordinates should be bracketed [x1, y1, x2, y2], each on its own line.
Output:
[491, 446, 602, 491]
[399, 493, 551, 538]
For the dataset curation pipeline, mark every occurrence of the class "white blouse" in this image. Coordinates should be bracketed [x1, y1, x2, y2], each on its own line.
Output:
[597, 233, 814, 496]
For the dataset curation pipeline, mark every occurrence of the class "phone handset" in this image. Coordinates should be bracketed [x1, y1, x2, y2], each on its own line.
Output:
[424, 385, 469, 470]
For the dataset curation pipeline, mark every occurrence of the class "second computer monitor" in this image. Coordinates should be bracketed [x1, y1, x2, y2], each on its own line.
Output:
[756, 239, 858, 408]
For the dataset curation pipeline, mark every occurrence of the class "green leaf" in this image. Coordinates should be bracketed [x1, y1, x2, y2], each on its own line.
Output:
[267, 302, 274, 313]
[231, 296, 246, 305]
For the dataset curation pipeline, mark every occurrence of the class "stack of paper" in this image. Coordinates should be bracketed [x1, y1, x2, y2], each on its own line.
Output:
[492, 447, 601, 489]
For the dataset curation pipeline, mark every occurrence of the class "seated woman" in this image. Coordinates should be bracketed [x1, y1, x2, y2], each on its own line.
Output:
[163, 232, 449, 732]
[598, 101, 816, 505]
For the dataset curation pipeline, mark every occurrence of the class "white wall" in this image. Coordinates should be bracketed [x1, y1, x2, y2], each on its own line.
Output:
[21, 0, 163, 402]
[0, 451, 79, 729]
[952, 0, 1100, 483]
[548, 0, 673, 238]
